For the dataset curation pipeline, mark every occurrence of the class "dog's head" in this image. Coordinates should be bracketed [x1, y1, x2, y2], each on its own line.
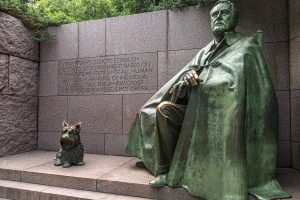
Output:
[60, 121, 82, 149]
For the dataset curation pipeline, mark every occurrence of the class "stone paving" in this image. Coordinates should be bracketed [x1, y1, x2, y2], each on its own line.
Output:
[0, 150, 299, 200]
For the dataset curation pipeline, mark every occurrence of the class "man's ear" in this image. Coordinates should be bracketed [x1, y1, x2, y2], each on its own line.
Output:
[75, 122, 81, 130]
[62, 120, 69, 127]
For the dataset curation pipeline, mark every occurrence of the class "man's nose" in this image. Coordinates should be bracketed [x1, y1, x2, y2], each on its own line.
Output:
[217, 12, 222, 18]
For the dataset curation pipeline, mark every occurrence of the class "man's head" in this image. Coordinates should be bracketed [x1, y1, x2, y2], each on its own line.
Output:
[210, 0, 239, 38]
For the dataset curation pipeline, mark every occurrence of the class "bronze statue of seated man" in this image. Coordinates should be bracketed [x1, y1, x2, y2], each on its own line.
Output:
[125, 1, 291, 199]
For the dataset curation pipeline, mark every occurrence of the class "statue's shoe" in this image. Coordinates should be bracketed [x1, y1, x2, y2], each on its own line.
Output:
[149, 174, 167, 187]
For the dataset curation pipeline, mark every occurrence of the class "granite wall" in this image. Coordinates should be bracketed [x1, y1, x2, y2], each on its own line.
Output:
[38, 0, 292, 168]
[0, 12, 39, 157]
[289, 0, 300, 171]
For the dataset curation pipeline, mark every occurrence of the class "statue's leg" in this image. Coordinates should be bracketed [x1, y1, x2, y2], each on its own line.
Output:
[156, 101, 187, 174]
[149, 101, 187, 188]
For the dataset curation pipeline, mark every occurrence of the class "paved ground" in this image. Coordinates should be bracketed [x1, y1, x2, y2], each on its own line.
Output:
[0, 150, 299, 199]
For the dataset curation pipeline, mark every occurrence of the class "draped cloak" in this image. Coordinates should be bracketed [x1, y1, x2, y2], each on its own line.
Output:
[124, 31, 291, 200]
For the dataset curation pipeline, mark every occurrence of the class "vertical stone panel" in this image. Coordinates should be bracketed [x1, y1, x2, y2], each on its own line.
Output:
[158, 52, 169, 88]
[38, 132, 61, 152]
[0, 95, 38, 157]
[68, 95, 122, 134]
[39, 61, 59, 96]
[167, 49, 199, 79]
[38, 96, 68, 132]
[0, 95, 37, 134]
[9, 56, 38, 96]
[0, 54, 9, 94]
[79, 19, 106, 58]
[168, 6, 212, 51]
[292, 142, 300, 170]
[106, 11, 167, 55]
[105, 134, 128, 156]
[277, 141, 291, 167]
[123, 93, 154, 134]
[289, 0, 300, 39]
[40, 23, 79, 61]
[291, 90, 300, 142]
[80, 133, 105, 154]
[276, 91, 290, 141]
[263, 42, 289, 91]
[290, 37, 300, 90]
[234, 0, 288, 42]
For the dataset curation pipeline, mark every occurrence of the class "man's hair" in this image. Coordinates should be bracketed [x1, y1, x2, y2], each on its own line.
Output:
[213, 0, 239, 29]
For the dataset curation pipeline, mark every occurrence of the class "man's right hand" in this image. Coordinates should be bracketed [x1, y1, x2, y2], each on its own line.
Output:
[169, 69, 201, 97]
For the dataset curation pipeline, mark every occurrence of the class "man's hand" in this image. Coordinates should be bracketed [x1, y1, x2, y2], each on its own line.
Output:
[169, 70, 201, 97]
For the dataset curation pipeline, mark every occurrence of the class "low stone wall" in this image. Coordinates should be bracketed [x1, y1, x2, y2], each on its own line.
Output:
[289, 0, 300, 171]
[38, 0, 293, 168]
[0, 12, 39, 157]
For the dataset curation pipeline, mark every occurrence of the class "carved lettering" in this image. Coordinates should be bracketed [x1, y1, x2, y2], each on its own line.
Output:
[58, 53, 157, 95]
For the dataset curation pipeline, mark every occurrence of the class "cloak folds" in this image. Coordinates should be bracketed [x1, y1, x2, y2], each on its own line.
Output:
[124, 31, 291, 200]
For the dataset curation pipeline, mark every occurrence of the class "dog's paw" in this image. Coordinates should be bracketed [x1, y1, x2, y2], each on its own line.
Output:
[54, 159, 63, 166]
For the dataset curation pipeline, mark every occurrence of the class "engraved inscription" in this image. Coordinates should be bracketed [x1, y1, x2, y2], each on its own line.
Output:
[58, 53, 157, 95]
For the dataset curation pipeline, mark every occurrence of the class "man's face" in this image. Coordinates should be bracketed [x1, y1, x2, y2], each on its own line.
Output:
[210, 3, 234, 36]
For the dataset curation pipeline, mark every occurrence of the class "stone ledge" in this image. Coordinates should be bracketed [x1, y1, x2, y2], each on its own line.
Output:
[0, 179, 150, 200]
[0, 151, 299, 200]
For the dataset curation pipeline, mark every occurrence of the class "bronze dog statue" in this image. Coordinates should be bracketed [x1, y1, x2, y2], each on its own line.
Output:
[54, 121, 85, 168]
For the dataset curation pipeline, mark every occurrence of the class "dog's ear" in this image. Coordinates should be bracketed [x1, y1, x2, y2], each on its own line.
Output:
[62, 121, 69, 127]
[75, 122, 81, 130]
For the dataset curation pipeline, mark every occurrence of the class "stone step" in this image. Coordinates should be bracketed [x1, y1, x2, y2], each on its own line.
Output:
[0, 151, 299, 200]
[0, 179, 151, 200]
[0, 151, 199, 200]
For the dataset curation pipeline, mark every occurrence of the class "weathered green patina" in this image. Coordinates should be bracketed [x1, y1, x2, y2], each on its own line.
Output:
[125, 1, 291, 199]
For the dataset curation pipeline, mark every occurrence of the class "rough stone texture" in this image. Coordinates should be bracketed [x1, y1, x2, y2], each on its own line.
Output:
[276, 91, 290, 141]
[168, 6, 212, 51]
[289, 0, 300, 39]
[40, 23, 78, 61]
[277, 141, 291, 167]
[38, 132, 61, 152]
[0, 12, 39, 61]
[290, 37, 300, 90]
[291, 90, 300, 142]
[38, 96, 68, 132]
[0, 54, 9, 94]
[0, 169, 20, 181]
[263, 42, 289, 91]
[68, 95, 122, 134]
[106, 10, 167, 55]
[9, 56, 38, 96]
[123, 93, 154, 134]
[105, 134, 128, 156]
[0, 95, 37, 135]
[39, 61, 58, 96]
[292, 142, 300, 171]
[0, 132, 37, 157]
[290, 37, 300, 89]
[79, 19, 106, 58]
[234, 0, 288, 42]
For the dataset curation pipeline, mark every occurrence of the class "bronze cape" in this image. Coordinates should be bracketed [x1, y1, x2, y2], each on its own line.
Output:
[125, 31, 291, 200]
